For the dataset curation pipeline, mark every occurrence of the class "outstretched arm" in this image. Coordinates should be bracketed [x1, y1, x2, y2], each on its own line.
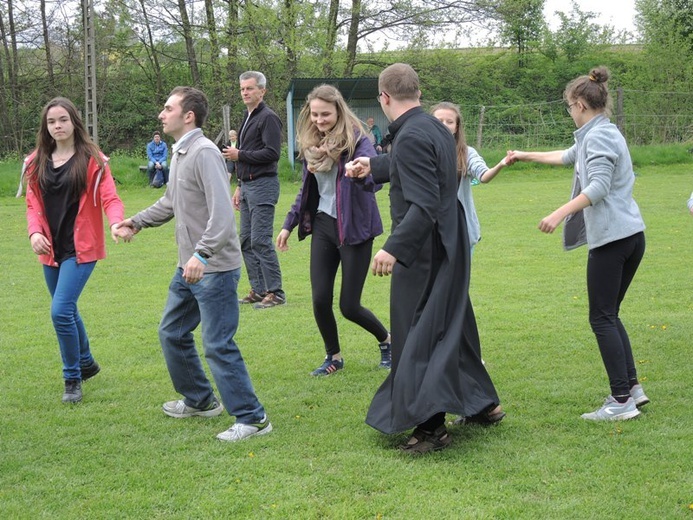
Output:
[507, 149, 565, 166]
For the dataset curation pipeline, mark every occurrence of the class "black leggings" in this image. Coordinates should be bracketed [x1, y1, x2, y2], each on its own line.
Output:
[586, 232, 645, 398]
[310, 213, 388, 357]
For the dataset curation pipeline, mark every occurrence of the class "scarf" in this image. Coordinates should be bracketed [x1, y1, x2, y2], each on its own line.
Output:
[304, 135, 342, 173]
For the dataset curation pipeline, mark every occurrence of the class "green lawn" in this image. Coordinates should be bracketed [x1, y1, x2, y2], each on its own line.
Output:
[1, 164, 691, 519]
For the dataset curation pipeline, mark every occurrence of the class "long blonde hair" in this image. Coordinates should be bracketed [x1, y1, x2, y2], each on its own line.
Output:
[430, 101, 468, 182]
[295, 84, 366, 160]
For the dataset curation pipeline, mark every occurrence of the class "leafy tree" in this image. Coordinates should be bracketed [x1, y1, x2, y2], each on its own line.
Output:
[492, 0, 546, 67]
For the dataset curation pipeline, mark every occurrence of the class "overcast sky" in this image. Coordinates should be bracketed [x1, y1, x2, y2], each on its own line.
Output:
[543, 0, 637, 34]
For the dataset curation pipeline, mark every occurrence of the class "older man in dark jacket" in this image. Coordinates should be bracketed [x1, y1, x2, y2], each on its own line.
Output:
[223, 71, 286, 309]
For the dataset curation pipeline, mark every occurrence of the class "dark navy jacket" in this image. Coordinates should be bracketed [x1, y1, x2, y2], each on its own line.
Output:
[282, 134, 383, 246]
[237, 101, 282, 182]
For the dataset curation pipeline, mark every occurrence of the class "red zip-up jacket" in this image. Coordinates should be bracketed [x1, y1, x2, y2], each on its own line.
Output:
[23, 151, 125, 267]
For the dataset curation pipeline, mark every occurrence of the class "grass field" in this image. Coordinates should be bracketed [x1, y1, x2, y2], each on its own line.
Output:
[1, 160, 692, 518]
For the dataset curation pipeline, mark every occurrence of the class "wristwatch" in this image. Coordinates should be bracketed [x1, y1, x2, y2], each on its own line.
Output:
[197, 251, 210, 259]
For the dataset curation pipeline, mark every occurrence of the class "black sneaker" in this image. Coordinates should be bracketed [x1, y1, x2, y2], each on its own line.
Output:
[378, 338, 391, 369]
[81, 360, 101, 381]
[310, 356, 344, 376]
[62, 379, 82, 403]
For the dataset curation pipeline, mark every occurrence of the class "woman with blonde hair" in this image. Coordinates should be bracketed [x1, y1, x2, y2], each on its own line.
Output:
[277, 84, 390, 376]
[23, 97, 129, 403]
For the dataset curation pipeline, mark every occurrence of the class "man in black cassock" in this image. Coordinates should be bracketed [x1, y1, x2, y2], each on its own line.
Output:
[347, 63, 504, 454]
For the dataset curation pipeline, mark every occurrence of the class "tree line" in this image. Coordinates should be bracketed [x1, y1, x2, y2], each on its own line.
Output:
[0, 0, 691, 157]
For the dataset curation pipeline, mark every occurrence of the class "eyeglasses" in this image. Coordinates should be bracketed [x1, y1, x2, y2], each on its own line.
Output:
[566, 102, 578, 114]
[377, 91, 389, 102]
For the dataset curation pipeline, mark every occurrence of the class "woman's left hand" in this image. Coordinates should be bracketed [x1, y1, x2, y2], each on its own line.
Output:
[538, 211, 564, 234]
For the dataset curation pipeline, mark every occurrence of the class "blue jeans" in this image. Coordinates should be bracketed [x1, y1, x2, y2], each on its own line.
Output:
[43, 258, 97, 380]
[147, 161, 168, 186]
[158, 268, 265, 423]
[239, 176, 284, 297]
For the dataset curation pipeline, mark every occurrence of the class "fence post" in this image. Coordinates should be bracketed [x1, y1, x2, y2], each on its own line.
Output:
[616, 87, 624, 136]
[476, 105, 485, 150]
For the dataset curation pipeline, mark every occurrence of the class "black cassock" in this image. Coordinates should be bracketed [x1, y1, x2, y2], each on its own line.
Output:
[366, 107, 501, 434]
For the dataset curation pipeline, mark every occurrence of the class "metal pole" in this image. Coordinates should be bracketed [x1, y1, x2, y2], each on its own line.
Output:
[83, 0, 98, 143]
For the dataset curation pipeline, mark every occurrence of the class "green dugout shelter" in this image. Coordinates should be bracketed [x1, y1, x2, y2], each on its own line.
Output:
[285, 77, 383, 168]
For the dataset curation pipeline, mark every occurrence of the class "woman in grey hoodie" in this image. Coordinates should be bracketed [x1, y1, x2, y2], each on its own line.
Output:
[508, 66, 648, 422]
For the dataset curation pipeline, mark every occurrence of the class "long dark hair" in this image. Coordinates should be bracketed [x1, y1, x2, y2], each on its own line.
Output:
[27, 97, 104, 199]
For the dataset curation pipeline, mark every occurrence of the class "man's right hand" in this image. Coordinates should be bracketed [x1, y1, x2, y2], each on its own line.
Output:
[232, 186, 241, 210]
[345, 157, 371, 178]
[113, 219, 140, 243]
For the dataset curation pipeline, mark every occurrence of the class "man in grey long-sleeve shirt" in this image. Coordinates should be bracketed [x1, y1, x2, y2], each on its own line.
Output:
[116, 87, 272, 442]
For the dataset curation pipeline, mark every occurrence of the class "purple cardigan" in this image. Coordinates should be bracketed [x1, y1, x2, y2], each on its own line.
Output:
[282, 134, 383, 245]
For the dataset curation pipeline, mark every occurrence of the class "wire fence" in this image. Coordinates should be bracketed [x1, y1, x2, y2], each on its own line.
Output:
[460, 89, 693, 150]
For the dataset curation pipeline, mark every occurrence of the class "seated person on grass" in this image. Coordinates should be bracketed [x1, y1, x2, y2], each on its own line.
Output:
[146, 131, 169, 188]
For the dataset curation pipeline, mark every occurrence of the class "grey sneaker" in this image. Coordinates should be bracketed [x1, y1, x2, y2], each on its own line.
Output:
[581, 396, 640, 421]
[162, 398, 224, 418]
[62, 380, 82, 404]
[630, 384, 650, 407]
[217, 415, 273, 442]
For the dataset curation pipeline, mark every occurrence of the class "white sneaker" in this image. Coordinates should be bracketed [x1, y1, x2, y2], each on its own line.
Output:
[162, 398, 224, 418]
[217, 415, 273, 442]
[630, 384, 650, 407]
[581, 396, 640, 421]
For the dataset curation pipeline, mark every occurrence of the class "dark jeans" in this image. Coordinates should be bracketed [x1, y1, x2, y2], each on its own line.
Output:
[310, 213, 388, 357]
[239, 176, 283, 296]
[587, 232, 645, 398]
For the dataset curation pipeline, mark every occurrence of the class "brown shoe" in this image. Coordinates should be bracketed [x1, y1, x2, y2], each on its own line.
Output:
[456, 404, 505, 426]
[253, 292, 286, 309]
[239, 290, 265, 304]
[399, 425, 452, 455]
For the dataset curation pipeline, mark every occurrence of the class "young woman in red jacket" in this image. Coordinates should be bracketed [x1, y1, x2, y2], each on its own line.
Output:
[23, 97, 130, 404]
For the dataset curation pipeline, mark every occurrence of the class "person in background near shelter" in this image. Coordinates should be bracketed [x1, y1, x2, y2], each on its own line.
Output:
[276, 84, 391, 376]
[366, 116, 383, 153]
[115, 86, 272, 442]
[688, 191, 693, 216]
[23, 96, 129, 404]
[146, 131, 169, 188]
[347, 63, 504, 454]
[507, 66, 649, 421]
[224, 129, 238, 178]
[222, 71, 286, 309]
